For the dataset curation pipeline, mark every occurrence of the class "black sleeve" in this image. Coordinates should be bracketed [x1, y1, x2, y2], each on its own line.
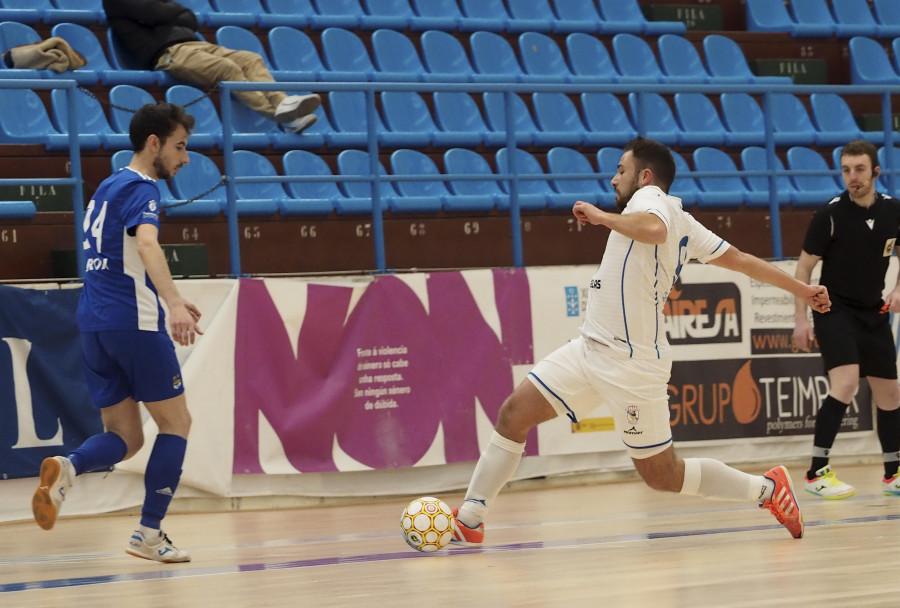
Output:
[801, 206, 833, 257]
[103, 0, 198, 30]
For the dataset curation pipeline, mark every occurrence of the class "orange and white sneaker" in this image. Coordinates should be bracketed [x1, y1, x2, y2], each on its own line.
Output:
[32, 456, 75, 531]
[805, 465, 856, 499]
[449, 508, 484, 547]
[883, 468, 900, 496]
[760, 465, 804, 539]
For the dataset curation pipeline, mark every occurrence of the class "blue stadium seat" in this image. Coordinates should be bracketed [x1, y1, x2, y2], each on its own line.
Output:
[167, 151, 229, 217]
[164, 85, 225, 149]
[327, 91, 380, 147]
[280, 149, 340, 215]
[0, 22, 46, 79]
[657, 34, 712, 84]
[0, 200, 36, 219]
[531, 92, 592, 147]
[702, 34, 792, 84]
[470, 31, 541, 83]
[745, 0, 793, 33]
[740, 146, 795, 206]
[508, 0, 584, 34]
[105, 29, 168, 85]
[517, 32, 577, 83]
[0, 0, 46, 24]
[46, 23, 108, 85]
[443, 148, 505, 211]
[321, 27, 407, 81]
[433, 91, 506, 147]
[564, 33, 620, 83]
[310, 0, 362, 29]
[267, 26, 327, 81]
[258, 0, 312, 28]
[786, 146, 840, 206]
[231, 150, 285, 216]
[359, 0, 414, 29]
[848, 36, 900, 84]
[110, 151, 184, 212]
[873, 0, 900, 36]
[768, 93, 819, 145]
[50, 88, 119, 150]
[627, 92, 682, 146]
[214, 25, 290, 78]
[893, 38, 900, 74]
[388, 149, 448, 213]
[546, 147, 609, 208]
[231, 92, 327, 150]
[371, 29, 426, 82]
[831, 0, 891, 38]
[789, 0, 839, 37]
[207, 0, 262, 28]
[108, 84, 156, 142]
[596, 0, 687, 35]
[49, 0, 105, 24]
[551, 0, 606, 33]
[692, 147, 759, 207]
[336, 149, 397, 215]
[670, 150, 702, 202]
[380, 91, 453, 147]
[111, 149, 132, 172]
[458, 0, 510, 32]
[673, 93, 730, 147]
[408, 0, 463, 31]
[495, 147, 564, 210]
[611, 33, 665, 84]
[878, 146, 900, 195]
[595, 145, 623, 185]
[808, 92, 876, 144]
[420, 30, 476, 83]
[719, 92, 770, 146]
[482, 91, 539, 146]
[580, 93, 637, 146]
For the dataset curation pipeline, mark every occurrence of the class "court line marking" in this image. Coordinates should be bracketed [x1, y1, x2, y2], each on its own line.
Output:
[3, 512, 899, 594]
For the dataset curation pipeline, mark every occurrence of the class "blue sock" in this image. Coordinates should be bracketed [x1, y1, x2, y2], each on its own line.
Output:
[140, 434, 187, 530]
[66, 432, 128, 476]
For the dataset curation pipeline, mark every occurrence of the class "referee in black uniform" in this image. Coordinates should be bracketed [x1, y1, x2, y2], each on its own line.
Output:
[793, 139, 900, 499]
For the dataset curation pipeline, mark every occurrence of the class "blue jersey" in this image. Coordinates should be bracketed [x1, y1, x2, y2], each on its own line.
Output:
[76, 167, 165, 332]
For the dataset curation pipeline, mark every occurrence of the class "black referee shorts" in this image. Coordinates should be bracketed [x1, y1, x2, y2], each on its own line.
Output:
[812, 301, 898, 379]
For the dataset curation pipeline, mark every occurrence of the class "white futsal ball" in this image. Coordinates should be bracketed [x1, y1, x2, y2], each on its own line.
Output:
[400, 496, 454, 552]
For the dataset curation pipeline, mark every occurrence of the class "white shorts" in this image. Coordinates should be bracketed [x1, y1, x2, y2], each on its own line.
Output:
[527, 335, 674, 459]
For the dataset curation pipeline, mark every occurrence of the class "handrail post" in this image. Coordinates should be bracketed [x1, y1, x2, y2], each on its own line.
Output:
[761, 91, 783, 260]
[65, 83, 86, 278]
[366, 88, 386, 272]
[219, 83, 242, 277]
[504, 90, 523, 267]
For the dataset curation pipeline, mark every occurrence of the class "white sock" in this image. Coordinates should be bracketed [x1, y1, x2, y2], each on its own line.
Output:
[457, 431, 525, 528]
[680, 458, 773, 502]
[138, 524, 161, 541]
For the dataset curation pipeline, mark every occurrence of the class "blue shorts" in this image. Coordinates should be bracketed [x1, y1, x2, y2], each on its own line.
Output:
[81, 330, 184, 408]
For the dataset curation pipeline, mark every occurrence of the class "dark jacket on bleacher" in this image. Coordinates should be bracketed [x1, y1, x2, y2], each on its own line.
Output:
[103, 0, 199, 69]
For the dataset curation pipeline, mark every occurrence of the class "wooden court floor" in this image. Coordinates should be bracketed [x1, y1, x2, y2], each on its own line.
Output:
[2, 461, 900, 608]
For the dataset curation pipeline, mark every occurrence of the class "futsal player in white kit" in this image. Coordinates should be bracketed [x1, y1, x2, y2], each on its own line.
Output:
[31, 102, 202, 562]
[451, 137, 832, 545]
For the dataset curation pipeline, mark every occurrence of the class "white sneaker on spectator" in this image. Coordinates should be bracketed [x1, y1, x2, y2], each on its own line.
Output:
[274, 94, 320, 123]
[279, 113, 318, 134]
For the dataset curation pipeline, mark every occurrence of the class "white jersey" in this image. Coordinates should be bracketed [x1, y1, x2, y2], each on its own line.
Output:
[581, 185, 728, 360]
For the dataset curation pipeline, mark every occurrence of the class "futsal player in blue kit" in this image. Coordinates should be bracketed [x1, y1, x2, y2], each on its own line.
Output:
[31, 102, 202, 563]
[450, 137, 833, 546]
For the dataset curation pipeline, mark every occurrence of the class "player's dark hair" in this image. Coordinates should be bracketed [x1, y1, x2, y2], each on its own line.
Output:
[623, 136, 676, 193]
[840, 140, 879, 172]
[130, 102, 195, 152]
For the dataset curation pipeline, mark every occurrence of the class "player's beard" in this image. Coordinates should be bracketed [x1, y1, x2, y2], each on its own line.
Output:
[615, 173, 641, 210]
[153, 154, 173, 181]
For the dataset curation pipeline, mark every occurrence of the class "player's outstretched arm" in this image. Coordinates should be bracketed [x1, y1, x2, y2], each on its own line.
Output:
[572, 200, 667, 244]
[708, 246, 831, 313]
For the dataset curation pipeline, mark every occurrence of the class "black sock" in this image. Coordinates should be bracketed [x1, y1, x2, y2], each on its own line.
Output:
[877, 407, 900, 479]
[809, 395, 849, 479]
